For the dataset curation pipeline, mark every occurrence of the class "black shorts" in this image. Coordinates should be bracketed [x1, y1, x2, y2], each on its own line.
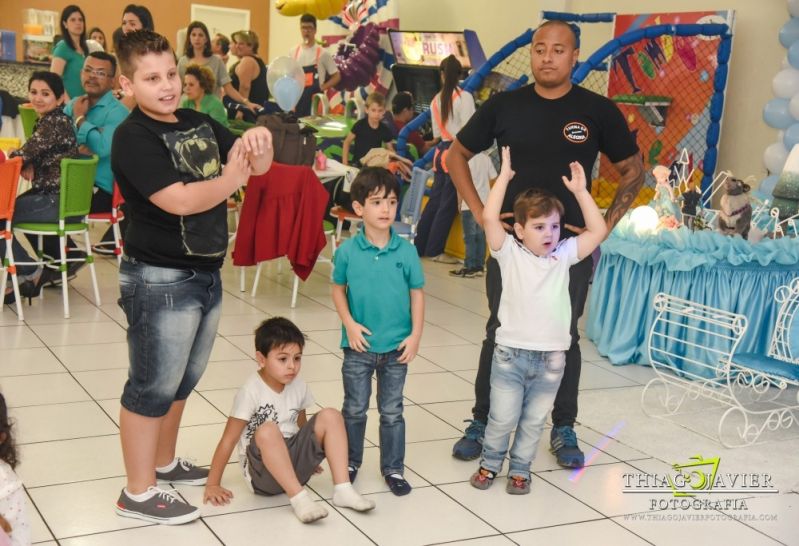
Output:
[247, 414, 326, 495]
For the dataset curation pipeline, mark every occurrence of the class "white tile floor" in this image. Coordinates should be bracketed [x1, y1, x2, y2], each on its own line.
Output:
[2, 235, 799, 545]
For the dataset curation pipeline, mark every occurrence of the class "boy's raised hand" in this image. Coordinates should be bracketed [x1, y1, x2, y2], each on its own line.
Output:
[345, 321, 372, 352]
[204, 484, 234, 506]
[240, 126, 272, 157]
[498, 146, 515, 182]
[561, 161, 588, 195]
[397, 334, 420, 364]
[224, 139, 252, 186]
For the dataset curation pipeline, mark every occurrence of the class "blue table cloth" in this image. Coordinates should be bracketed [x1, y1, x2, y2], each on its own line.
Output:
[586, 216, 799, 366]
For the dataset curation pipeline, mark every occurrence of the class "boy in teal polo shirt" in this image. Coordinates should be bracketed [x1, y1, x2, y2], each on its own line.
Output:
[332, 167, 425, 496]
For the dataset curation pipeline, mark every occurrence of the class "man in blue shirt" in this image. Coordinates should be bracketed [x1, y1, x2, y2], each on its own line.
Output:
[64, 51, 130, 250]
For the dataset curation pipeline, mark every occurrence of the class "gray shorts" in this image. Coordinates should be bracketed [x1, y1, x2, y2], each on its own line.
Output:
[247, 414, 326, 495]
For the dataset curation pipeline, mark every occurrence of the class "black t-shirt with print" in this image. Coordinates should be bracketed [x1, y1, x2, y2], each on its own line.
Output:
[350, 117, 394, 166]
[111, 107, 237, 270]
[457, 84, 639, 230]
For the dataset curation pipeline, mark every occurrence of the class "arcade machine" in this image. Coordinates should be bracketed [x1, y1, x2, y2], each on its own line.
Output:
[388, 29, 486, 140]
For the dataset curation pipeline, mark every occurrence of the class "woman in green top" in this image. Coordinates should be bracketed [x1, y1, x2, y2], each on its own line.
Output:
[50, 5, 87, 100]
[181, 64, 229, 127]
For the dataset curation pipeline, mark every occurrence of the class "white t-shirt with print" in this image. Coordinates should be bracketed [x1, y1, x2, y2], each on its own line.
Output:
[291, 45, 339, 85]
[0, 460, 30, 546]
[492, 234, 579, 351]
[462, 152, 497, 211]
[229, 373, 315, 486]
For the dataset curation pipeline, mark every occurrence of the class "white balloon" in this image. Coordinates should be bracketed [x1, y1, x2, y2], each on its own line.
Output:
[773, 68, 799, 98]
[791, 94, 799, 120]
[790, 0, 799, 18]
[764, 140, 789, 173]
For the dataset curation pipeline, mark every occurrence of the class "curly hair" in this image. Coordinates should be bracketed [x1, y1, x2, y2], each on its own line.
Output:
[0, 392, 18, 469]
[185, 64, 215, 95]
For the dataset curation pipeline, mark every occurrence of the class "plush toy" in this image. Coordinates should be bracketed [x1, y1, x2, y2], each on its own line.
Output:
[718, 176, 752, 239]
[678, 180, 702, 228]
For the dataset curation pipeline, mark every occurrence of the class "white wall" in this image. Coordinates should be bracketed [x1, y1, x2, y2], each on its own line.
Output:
[268, 0, 784, 181]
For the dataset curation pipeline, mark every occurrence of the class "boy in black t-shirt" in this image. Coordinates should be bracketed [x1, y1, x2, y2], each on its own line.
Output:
[110, 30, 273, 525]
[342, 92, 395, 166]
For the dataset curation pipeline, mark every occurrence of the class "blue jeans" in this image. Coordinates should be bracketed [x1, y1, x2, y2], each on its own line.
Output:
[1, 191, 67, 278]
[118, 255, 222, 417]
[341, 348, 407, 476]
[480, 345, 566, 480]
[461, 210, 486, 270]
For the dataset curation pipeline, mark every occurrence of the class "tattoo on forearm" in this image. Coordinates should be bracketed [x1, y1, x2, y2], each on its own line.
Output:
[605, 155, 645, 230]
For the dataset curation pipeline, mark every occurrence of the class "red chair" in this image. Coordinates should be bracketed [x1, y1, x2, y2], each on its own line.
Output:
[0, 157, 25, 320]
[87, 182, 125, 264]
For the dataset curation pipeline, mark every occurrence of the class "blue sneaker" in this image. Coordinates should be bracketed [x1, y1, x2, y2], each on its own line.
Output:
[550, 425, 584, 468]
[348, 465, 358, 484]
[452, 420, 486, 460]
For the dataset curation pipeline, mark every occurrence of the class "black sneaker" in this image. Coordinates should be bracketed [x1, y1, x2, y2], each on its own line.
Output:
[348, 465, 358, 484]
[449, 267, 477, 278]
[452, 419, 486, 460]
[155, 458, 209, 485]
[384, 474, 412, 496]
[550, 426, 585, 468]
[115, 486, 200, 525]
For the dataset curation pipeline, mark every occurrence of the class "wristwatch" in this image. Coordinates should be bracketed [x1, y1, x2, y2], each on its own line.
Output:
[75, 115, 85, 128]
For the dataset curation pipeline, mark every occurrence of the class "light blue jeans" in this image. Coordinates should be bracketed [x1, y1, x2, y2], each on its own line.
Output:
[341, 348, 407, 476]
[480, 345, 566, 480]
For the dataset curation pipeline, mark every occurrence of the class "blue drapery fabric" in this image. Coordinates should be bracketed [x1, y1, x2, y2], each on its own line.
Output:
[586, 216, 799, 369]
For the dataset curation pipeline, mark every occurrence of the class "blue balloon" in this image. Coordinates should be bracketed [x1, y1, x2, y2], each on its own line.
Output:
[763, 98, 793, 129]
[273, 76, 302, 112]
[789, 40, 799, 69]
[759, 174, 779, 197]
[785, 123, 799, 149]
[780, 18, 799, 48]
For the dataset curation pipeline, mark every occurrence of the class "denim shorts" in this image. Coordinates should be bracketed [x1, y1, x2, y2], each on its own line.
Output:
[118, 255, 222, 417]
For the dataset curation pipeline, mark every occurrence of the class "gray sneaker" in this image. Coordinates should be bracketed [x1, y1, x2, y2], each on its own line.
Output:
[156, 457, 209, 485]
[506, 475, 531, 495]
[115, 486, 200, 525]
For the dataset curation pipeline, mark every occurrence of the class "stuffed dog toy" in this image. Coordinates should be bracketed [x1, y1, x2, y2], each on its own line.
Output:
[718, 175, 752, 239]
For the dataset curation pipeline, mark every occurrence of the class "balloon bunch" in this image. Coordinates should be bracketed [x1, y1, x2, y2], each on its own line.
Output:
[762, 0, 799, 191]
[334, 23, 381, 91]
[267, 57, 306, 112]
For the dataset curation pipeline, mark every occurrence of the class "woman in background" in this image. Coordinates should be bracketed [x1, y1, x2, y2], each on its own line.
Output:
[2, 73, 79, 303]
[177, 21, 256, 111]
[181, 64, 229, 127]
[50, 5, 87, 99]
[88, 27, 107, 51]
[414, 55, 475, 263]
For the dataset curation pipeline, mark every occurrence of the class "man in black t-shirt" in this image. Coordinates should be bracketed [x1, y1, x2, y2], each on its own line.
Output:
[447, 21, 644, 468]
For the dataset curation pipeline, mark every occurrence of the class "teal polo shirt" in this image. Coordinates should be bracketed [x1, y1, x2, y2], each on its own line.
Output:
[65, 91, 130, 194]
[52, 40, 85, 99]
[333, 228, 425, 353]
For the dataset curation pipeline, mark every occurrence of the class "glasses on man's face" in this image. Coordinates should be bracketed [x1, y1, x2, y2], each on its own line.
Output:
[82, 66, 110, 79]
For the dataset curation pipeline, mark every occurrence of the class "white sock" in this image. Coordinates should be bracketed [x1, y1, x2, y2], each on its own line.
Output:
[289, 489, 328, 523]
[332, 482, 375, 512]
[155, 458, 178, 473]
[124, 487, 157, 502]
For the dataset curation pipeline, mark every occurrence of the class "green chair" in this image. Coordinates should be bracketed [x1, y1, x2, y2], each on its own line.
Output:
[15, 155, 101, 318]
[18, 105, 38, 141]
